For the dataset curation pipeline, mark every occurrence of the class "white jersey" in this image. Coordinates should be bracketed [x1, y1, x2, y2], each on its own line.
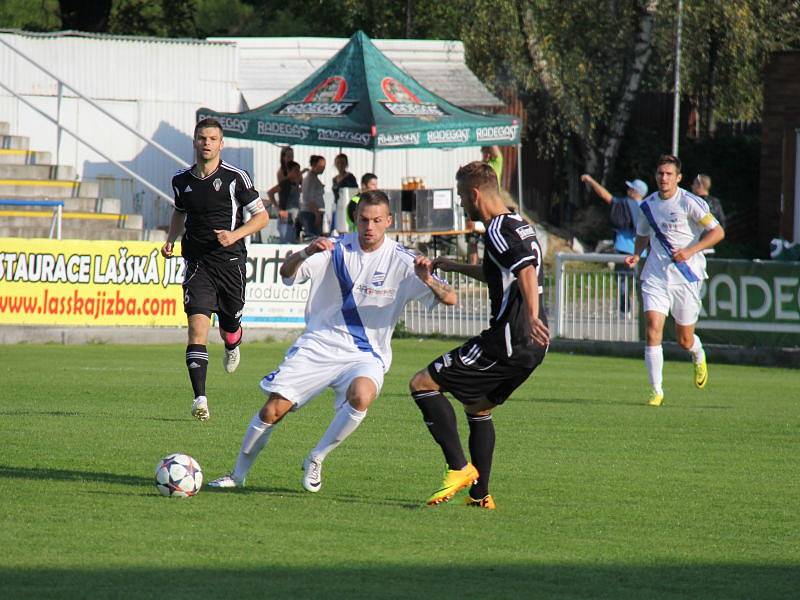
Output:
[283, 233, 439, 371]
[636, 188, 719, 285]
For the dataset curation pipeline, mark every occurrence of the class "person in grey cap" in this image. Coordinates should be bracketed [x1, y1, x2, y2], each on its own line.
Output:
[581, 174, 648, 313]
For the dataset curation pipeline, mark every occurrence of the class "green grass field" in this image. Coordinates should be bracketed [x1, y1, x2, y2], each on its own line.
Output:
[1, 339, 798, 599]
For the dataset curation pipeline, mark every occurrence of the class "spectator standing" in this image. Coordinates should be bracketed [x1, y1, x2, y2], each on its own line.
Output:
[581, 174, 648, 313]
[691, 174, 727, 230]
[266, 160, 302, 243]
[300, 155, 326, 239]
[276, 146, 294, 184]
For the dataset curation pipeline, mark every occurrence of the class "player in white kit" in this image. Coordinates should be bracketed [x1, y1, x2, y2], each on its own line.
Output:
[625, 154, 724, 406]
[209, 191, 457, 491]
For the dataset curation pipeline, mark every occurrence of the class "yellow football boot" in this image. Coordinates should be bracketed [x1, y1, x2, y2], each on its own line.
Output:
[426, 463, 479, 506]
[647, 388, 664, 407]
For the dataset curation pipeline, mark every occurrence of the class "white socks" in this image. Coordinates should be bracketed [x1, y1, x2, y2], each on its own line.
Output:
[690, 334, 705, 364]
[232, 412, 275, 483]
[309, 403, 367, 462]
[645, 345, 664, 394]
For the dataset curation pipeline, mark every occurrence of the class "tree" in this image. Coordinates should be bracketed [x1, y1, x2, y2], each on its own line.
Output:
[460, 0, 660, 190]
[58, 0, 112, 32]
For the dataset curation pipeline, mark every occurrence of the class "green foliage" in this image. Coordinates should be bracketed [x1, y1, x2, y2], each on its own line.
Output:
[1, 341, 799, 598]
[108, 0, 198, 37]
[0, 0, 60, 31]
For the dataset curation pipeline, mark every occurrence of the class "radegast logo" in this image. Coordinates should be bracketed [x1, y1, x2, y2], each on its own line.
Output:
[274, 75, 357, 119]
[476, 124, 520, 142]
[380, 77, 448, 118]
[317, 128, 372, 146]
[257, 121, 311, 140]
[198, 113, 249, 134]
[426, 128, 470, 144]
[376, 132, 420, 147]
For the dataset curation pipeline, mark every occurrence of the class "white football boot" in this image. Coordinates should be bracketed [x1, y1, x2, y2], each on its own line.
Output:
[223, 346, 241, 374]
[301, 456, 323, 492]
[207, 473, 244, 488]
[191, 396, 210, 421]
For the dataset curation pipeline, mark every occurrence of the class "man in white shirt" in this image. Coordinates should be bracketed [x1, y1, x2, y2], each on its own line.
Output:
[209, 191, 457, 491]
[625, 154, 724, 407]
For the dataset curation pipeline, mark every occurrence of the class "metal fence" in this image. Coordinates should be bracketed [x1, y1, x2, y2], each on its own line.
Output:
[401, 251, 640, 342]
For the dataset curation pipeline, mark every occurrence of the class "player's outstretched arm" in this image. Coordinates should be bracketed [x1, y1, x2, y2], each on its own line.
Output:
[414, 256, 457, 305]
[517, 265, 550, 347]
[431, 256, 486, 282]
[279, 237, 334, 279]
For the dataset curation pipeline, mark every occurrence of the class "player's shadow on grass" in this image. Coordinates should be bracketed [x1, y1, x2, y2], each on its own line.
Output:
[0, 409, 83, 417]
[2, 564, 798, 599]
[526, 397, 644, 407]
[0, 465, 152, 488]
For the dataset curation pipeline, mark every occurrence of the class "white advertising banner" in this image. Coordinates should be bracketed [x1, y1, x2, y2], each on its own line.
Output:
[242, 243, 308, 328]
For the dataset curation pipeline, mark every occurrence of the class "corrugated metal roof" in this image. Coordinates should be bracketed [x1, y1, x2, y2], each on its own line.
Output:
[0, 28, 234, 46]
[209, 36, 505, 110]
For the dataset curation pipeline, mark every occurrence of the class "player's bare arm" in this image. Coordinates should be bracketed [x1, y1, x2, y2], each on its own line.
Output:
[673, 225, 725, 262]
[625, 235, 651, 268]
[161, 210, 186, 258]
[431, 256, 486, 282]
[279, 237, 335, 278]
[414, 256, 457, 305]
[214, 204, 269, 247]
[517, 265, 550, 346]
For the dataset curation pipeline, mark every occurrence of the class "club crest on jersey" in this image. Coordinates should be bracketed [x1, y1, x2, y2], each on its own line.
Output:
[515, 224, 535, 240]
[213, 178, 222, 191]
[371, 271, 386, 287]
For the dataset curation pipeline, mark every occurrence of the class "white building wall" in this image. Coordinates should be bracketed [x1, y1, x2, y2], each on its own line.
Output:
[0, 32, 240, 226]
[0, 31, 484, 228]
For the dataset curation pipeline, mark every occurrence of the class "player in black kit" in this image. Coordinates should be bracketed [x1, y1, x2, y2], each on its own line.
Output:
[409, 161, 550, 509]
[161, 117, 268, 421]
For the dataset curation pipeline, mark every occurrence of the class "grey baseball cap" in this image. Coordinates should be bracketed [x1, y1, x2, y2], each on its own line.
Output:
[625, 179, 648, 197]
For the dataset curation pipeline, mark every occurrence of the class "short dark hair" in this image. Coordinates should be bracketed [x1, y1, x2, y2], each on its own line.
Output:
[286, 161, 300, 172]
[335, 153, 349, 165]
[361, 172, 377, 186]
[456, 161, 499, 192]
[309, 155, 325, 166]
[356, 190, 390, 215]
[194, 117, 223, 137]
[656, 154, 682, 173]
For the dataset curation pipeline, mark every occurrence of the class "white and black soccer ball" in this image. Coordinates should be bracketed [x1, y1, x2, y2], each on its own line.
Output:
[154, 453, 203, 498]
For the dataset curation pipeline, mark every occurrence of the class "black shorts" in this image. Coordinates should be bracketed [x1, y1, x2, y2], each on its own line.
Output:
[182, 260, 245, 332]
[428, 339, 545, 406]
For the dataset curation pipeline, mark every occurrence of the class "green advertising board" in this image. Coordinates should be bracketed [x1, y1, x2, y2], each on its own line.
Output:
[697, 259, 800, 347]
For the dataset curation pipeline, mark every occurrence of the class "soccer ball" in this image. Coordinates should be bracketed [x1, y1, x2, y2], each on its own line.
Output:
[154, 453, 203, 498]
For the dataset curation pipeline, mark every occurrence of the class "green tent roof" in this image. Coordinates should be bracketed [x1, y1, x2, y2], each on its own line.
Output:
[197, 31, 520, 150]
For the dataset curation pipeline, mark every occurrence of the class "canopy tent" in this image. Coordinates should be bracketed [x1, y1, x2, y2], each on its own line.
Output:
[196, 31, 520, 151]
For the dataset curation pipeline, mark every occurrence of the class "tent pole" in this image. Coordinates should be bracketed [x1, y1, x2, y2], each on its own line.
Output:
[516, 143, 523, 209]
[372, 149, 377, 174]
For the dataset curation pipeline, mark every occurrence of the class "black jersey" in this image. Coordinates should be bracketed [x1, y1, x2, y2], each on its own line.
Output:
[172, 160, 260, 266]
[479, 212, 547, 365]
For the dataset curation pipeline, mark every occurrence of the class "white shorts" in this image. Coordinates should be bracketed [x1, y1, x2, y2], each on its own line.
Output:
[259, 344, 384, 411]
[641, 278, 703, 325]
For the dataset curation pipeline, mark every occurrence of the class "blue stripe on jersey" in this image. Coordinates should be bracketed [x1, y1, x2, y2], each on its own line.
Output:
[640, 202, 700, 283]
[331, 242, 385, 366]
